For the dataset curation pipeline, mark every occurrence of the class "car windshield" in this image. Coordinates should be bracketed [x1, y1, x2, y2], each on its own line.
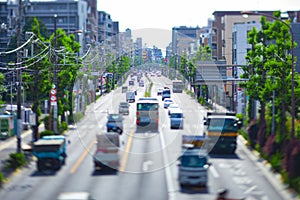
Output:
[181, 155, 207, 168]
[170, 113, 183, 118]
[169, 104, 179, 108]
[108, 114, 122, 121]
[120, 103, 129, 107]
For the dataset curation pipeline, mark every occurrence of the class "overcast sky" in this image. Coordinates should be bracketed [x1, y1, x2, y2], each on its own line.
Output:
[99, 0, 300, 31]
[98, 0, 300, 51]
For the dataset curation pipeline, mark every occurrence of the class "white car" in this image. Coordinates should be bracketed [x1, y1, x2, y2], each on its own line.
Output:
[168, 103, 180, 115]
[163, 98, 173, 108]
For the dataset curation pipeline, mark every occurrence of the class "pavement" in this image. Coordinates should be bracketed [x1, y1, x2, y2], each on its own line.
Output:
[0, 101, 299, 199]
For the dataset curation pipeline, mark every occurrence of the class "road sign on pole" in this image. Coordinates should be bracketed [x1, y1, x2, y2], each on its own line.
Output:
[50, 88, 57, 105]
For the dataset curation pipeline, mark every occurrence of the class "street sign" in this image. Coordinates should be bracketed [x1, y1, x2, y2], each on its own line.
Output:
[50, 96, 57, 101]
[51, 89, 57, 95]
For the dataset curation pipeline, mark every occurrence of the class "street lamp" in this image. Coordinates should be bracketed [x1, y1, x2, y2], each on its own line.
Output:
[241, 11, 295, 139]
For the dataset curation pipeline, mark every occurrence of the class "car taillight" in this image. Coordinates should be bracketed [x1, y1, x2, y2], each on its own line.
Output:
[136, 111, 139, 124]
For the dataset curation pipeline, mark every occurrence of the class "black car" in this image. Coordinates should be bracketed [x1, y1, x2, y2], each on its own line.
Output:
[106, 114, 123, 134]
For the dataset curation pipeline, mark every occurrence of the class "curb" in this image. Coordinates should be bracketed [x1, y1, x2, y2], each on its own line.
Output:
[238, 136, 299, 200]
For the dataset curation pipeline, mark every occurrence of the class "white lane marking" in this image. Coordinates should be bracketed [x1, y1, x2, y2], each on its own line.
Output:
[244, 185, 257, 194]
[142, 160, 153, 172]
[159, 127, 176, 200]
[210, 165, 220, 178]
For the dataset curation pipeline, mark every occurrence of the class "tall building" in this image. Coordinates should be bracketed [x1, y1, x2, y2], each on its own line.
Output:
[97, 11, 119, 56]
[0, 0, 88, 55]
[232, 21, 261, 114]
[172, 26, 201, 57]
[86, 0, 98, 43]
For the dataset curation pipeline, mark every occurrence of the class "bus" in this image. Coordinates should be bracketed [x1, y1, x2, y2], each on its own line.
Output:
[136, 98, 159, 132]
[172, 80, 184, 93]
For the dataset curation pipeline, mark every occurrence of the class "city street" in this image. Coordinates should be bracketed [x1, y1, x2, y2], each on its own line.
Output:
[0, 74, 298, 200]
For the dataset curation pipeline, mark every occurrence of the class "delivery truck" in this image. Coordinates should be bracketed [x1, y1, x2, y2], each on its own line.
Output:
[93, 132, 120, 171]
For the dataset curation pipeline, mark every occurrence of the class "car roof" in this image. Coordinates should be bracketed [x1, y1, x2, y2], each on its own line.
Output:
[138, 97, 158, 101]
[57, 192, 93, 200]
[169, 103, 179, 108]
[169, 108, 183, 114]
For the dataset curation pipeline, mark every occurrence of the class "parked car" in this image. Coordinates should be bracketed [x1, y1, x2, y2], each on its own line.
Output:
[163, 98, 173, 108]
[119, 102, 130, 115]
[168, 103, 180, 115]
[106, 114, 123, 134]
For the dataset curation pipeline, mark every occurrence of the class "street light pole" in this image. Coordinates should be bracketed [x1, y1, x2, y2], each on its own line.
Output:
[241, 11, 295, 139]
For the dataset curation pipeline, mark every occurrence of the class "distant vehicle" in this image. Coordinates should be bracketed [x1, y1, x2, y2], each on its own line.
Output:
[57, 192, 95, 200]
[178, 135, 210, 188]
[122, 86, 128, 93]
[129, 80, 134, 86]
[163, 98, 173, 108]
[33, 135, 67, 171]
[172, 80, 184, 93]
[169, 108, 184, 129]
[119, 102, 130, 115]
[93, 132, 120, 171]
[204, 112, 242, 154]
[138, 97, 158, 101]
[162, 88, 171, 100]
[157, 88, 163, 96]
[126, 91, 136, 103]
[168, 103, 180, 115]
[139, 80, 144, 87]
[136, 98, 159, 132]
[106, 114, 123, 134]
[0, 114, 14, 139]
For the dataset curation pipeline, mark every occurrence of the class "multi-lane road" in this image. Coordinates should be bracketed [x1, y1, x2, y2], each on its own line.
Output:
[0, 73, 295, 200]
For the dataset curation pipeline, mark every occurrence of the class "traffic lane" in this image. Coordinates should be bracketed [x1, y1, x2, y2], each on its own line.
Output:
[208, 137, 285, 200]
[0, 120, 98, 200]
[117, 131, 168, 200]
[0, 92, 111, 199]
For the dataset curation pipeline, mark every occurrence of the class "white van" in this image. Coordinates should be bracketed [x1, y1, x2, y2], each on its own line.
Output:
[169, 108, 184, 129]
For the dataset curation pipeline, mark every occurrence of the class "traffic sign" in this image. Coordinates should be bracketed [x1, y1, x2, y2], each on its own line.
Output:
[50, 95, 57, 101]
[51, 89, 57, 95]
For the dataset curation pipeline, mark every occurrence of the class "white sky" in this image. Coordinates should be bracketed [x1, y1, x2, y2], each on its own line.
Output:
[99, 0, 300, 31]
[98, 0, 300, 50]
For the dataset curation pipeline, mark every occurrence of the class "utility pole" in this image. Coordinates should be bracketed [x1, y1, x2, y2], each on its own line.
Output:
[53, 14, 58, 134]
[16, 0, 22, 152]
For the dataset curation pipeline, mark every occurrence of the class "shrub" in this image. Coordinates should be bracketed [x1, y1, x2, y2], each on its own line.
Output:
[6, 153, 26, 169]
[0, 172, 4, 186]
[42, 115, 50, 130]
[59, 121, 68, 134]
[269, 151, 282, 172]
[39, 130, 54, 138]
[73, 112, 84, 122]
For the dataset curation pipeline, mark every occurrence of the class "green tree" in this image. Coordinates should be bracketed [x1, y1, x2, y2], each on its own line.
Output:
[49, 29, 81, 123]
[241, 11, 298, 144]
